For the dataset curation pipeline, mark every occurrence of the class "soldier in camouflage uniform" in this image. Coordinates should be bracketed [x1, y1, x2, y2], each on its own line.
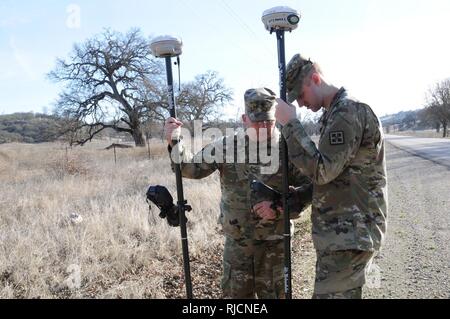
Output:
[274, 54, 388, 299]
[164, 87, 312, 299]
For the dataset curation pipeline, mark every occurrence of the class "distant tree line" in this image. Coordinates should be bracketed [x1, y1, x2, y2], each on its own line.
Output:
[423, 79, 450, 137]
[381, 78, 450, 137]
[0, 113, 64, 144]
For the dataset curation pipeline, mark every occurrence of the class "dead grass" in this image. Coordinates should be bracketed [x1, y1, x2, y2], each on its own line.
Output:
[0, 139, 314, 299]
[0, 139, 222, 299]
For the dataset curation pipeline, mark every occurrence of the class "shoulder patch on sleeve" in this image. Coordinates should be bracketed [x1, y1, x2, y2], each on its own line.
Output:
[329, 131, 345, 145]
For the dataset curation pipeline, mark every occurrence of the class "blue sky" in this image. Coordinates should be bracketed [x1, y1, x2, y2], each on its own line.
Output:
[1, 0, 449, 119]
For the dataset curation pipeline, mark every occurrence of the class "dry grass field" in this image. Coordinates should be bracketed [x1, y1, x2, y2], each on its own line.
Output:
[0, 139, 313, 299]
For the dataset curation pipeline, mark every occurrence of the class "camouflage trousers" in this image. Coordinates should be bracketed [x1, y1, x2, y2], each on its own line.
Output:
[221, 236, 285, 299]
[312, 249, 376, 299]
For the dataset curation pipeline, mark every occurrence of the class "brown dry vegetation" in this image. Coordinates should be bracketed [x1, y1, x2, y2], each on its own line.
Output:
[0, 139, 313, 299]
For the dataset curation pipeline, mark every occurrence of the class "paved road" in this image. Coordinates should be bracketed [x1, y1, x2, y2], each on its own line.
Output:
[364, 143, 450, 298]
[293, 137, 450, 299]
[385, 134, 450, 168]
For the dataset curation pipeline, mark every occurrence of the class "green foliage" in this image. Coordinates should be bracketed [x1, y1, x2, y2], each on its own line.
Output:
[0, 112, 63, 144]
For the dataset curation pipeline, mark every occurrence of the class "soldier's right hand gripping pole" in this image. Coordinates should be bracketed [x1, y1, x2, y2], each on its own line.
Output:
[262, 7, 301, 299]
[150, 36, 193, 299]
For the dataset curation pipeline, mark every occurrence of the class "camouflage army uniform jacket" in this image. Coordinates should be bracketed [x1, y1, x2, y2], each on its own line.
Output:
[169, 132, 311, 241]
[281, 88, 388, 252]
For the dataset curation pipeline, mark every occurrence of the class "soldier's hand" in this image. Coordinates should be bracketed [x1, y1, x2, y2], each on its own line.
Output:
[164, 117, 183, 146]
[275, 98, 297, 126]
[253, 201, 279, 221]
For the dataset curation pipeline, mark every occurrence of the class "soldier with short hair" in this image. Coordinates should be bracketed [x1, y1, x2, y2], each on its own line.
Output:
[274, 54, 388, 299]
[164, 87, 312, 299]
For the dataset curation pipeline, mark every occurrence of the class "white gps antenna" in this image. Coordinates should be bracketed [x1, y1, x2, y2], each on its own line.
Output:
[150, 35, 183, 58]
[150, 35, 182, 91]
[262, 6, 300, 33]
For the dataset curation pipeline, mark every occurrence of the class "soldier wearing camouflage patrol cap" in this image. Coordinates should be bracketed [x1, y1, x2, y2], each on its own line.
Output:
[164, 87, 312, 299]
[274, 53, 388, 299]
[244, 87, 276, 122]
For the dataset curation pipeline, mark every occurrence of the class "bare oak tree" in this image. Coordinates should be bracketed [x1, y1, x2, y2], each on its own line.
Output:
[176, 71, 233, 125]
[49, 29, 165, 146]
[419, 107, 441, 133]
[425, 79, 450, 138]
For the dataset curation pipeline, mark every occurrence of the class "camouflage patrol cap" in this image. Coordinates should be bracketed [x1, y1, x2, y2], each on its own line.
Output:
[244, 87, 276, 122]
[286, 53, 314, 103]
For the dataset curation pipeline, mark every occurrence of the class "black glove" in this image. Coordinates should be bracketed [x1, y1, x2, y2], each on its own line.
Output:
[159, 205, 187, 227]
[250, 180, 313, 217]
[146, 185, 188, 227]
[287, 183, 313, 216]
